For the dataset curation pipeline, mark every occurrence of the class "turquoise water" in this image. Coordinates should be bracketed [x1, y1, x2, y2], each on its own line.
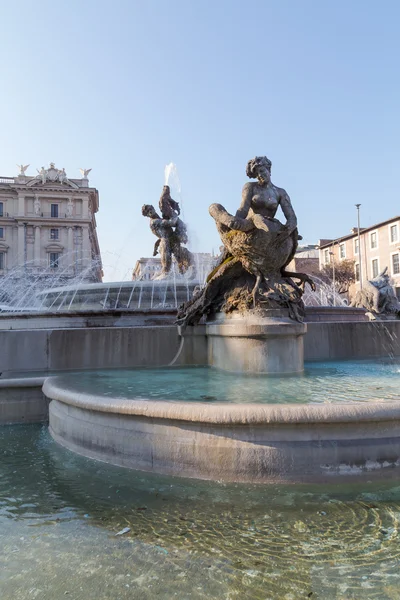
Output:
[2, 425, 400, 599]
[52, 359, 400, 404]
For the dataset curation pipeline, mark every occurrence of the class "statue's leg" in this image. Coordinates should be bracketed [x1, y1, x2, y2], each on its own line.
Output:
[153, 239, 161, 257]
[160, 238, 172, 274]
[372, 287, 381, 313]
[178, 247, 193, 273]
[172, 242, 192, 275]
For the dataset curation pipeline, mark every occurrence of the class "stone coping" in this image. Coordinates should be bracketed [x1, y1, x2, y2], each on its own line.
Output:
[43, 376, 400, 426]
[0, 308, 178, 319]
[0, 377, 46, 388]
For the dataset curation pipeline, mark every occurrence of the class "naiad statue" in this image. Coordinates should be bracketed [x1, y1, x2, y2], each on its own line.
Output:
[177, 156, 315, 326]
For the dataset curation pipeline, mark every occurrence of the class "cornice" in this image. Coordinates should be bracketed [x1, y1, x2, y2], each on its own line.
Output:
[0, 185, 94, 194]
[45, 242, 65, 251]
[0, 217, 95, 227]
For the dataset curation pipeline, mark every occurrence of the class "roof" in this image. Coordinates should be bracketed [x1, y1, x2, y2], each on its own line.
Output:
[318, 215, 400, 249]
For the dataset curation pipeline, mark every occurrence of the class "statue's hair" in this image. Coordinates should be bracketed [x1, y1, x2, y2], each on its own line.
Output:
[142, 204, 158, 217]
[246, 156, 272, 179]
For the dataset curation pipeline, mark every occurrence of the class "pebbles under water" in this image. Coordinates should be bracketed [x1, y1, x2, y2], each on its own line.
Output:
[2, 425, 400, 599]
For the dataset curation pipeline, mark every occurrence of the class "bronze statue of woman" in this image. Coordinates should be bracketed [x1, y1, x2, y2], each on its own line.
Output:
[177, 156, 314, 327]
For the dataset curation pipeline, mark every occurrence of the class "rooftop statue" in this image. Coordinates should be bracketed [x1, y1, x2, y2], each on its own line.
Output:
[16, 164, 29, 176]
[177, 156, 315, 326]
[350, 267, 400, 319]
[142, 185, 193, 280]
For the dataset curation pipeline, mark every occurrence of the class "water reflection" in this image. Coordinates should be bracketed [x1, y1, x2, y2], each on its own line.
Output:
[52, 359, 400, 405]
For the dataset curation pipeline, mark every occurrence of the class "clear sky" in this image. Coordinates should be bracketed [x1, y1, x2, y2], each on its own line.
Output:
[1, 0, 399, 281]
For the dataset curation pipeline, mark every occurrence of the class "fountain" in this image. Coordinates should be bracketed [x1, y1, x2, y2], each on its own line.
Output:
[38, 155, 400, 483]
[3, 155, 400, 599]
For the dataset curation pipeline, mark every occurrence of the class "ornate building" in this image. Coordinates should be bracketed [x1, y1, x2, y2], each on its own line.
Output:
[0, 163, 102, 281]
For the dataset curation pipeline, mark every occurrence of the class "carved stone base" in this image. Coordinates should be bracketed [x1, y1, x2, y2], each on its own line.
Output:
[206, 309, 307, 374]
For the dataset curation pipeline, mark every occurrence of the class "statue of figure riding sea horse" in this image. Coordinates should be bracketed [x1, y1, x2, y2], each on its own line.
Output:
[177, 156, 315, 326]
[142, 185, 193, 280]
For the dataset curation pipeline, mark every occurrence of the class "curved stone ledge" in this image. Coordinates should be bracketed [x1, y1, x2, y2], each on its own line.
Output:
[44, 377, 400, 483]
[43, 377, 400, 425]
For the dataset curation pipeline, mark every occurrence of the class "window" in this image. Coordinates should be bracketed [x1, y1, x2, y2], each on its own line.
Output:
[370, 231, 378, 249]
[354, 238, 359, 254]
[51, 204, 59, 218]
[339, 243, 346, 259]
[0, 227, 3, 239]
[0, 252, 4, 269]
[50, 228, 59, 240]
[0, 202, 3, 217]
[49, 252, 60, 268]
[390, 224, 398, 244]
[372, 258, 379, 278]
[355, 263, 360, 281]
[393, 253, 400, 275]
[324, 249, 330, 264]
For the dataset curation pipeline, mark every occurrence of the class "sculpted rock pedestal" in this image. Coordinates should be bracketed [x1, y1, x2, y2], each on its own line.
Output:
[205, 310, 307, 374]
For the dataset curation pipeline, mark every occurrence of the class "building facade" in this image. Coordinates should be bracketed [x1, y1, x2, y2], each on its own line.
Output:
[0, 163, 102, 281]
[287, 245, 320, 277]
[318, 216, 400, 298]
[132, 257, 162, 281]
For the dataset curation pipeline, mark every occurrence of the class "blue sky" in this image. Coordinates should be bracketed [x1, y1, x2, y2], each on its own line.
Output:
[1, 0, 399, 280]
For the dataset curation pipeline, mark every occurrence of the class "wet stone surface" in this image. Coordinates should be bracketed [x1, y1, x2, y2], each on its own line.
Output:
[2, 426, 400, 599]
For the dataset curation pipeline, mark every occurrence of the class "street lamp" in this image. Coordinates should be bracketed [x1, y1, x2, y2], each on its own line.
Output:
[329, 241, 336, 306]
[355, 204, 362, 289]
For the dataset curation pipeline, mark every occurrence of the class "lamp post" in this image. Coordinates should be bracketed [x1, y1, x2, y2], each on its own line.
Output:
[329, 241, 336, 306]
[355, 204, 362, 289]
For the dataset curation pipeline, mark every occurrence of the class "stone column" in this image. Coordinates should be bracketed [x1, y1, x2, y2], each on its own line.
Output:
[82, 197, 89, 219]
[81, 225, 90, 268]
[17, 224, 25, 265]
[34, 226, 41, 267]
[67, 227, 74, 273]
[17, 194, 25, 217]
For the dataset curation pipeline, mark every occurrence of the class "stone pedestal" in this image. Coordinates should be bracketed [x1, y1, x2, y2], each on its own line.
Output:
[206, 310, 307, 374]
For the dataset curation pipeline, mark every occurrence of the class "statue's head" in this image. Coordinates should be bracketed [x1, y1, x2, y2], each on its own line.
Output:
[142, 204, 157, 218]
[371, 267, 391, 289]
[246, 156, 272, 184]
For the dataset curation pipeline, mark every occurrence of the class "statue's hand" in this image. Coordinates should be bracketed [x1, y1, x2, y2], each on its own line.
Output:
[283, 223, 296, 235]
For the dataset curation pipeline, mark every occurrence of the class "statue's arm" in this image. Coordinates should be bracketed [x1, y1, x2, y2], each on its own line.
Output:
[235, 183, 253, 219]
[279, 190, 297, 232]
[154, 217, 178, 227]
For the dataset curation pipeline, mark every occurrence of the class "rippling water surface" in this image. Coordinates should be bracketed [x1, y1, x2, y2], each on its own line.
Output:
[52, 359, 400, 404]
[2, 426, 400, 599]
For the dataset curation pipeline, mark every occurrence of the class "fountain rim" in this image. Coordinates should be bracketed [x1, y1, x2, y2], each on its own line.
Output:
[35, 278, 205, 296]
[43, 376, 400, 426]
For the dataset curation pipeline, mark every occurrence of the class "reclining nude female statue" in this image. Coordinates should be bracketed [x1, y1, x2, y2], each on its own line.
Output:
[177, 156, 315, 326]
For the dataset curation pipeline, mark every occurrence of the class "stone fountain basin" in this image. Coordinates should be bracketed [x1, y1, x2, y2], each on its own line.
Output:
[43, 376, 400, 484]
